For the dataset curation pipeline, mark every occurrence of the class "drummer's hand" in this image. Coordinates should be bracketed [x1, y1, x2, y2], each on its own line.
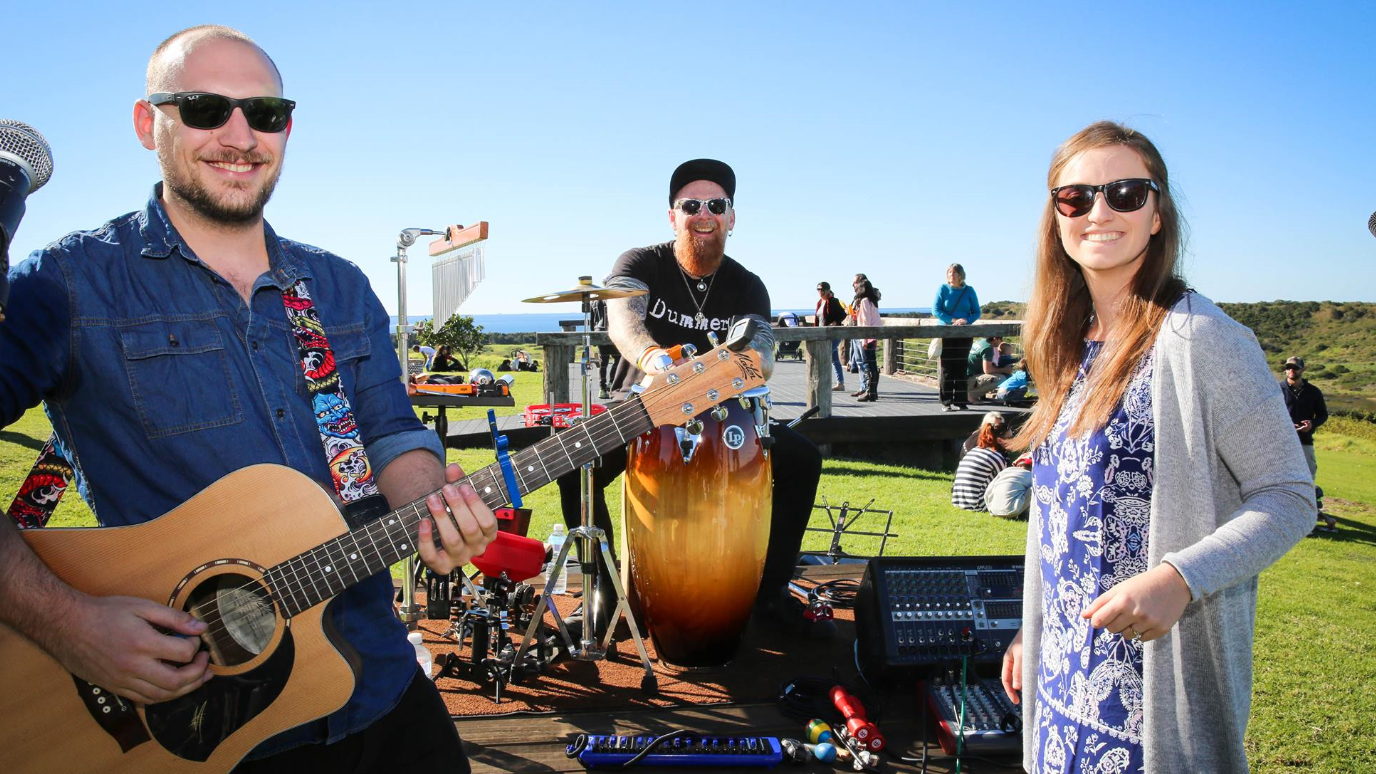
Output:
[638, 346, 674, 374]
[417, 463, 498, 575]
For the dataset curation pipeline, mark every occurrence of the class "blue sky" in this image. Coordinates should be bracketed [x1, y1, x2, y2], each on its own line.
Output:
[7, 1, 1374, 315]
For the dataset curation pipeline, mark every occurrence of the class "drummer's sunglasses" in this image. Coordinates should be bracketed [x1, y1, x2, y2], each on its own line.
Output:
[674, 198, 732, 216]
[1050, 178, 1159, 218]
[147, 92, 296, 133]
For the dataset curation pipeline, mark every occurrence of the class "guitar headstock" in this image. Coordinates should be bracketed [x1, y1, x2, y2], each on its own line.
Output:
[636, 339, 766, 427]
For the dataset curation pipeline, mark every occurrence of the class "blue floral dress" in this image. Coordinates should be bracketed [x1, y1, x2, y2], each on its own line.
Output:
[1031, 342, 1156, 774]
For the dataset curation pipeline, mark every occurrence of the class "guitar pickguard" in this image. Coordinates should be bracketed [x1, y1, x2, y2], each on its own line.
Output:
[142, 627, 295, 762]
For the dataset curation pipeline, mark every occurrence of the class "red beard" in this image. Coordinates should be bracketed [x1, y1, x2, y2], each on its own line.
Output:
[674, 227, 725, 279]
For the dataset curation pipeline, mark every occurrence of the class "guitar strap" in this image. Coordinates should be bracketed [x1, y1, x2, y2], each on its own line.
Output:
[7, 279, 380, 528]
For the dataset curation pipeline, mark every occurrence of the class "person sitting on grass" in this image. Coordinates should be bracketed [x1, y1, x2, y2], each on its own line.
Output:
[430, 345, 464, 372]
[952, 412, 1010, 511]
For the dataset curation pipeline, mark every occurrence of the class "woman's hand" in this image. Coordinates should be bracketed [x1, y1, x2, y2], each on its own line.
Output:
[953, 318, 968, 325]
[1000, 628, 1024, 704]
[1081, 563, 1192, 642]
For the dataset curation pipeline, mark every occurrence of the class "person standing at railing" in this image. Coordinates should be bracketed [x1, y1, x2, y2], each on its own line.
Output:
[850, 275, 882, 402]
[815, 281, 848, 391]
[932, 263, 981, 410]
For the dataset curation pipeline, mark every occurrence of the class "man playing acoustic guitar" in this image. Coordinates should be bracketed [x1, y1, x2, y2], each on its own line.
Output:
[0, 25, 495, 771]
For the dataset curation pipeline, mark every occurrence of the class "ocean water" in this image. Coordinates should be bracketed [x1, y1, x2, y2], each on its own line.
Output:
[391, 307, 932, 335]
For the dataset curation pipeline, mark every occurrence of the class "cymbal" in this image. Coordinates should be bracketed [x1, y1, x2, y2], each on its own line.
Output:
[521, 278, 648, 304]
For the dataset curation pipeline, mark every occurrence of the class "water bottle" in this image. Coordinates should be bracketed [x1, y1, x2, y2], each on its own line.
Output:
[547, 523, 568, 595]
[407, 631, 433, 679]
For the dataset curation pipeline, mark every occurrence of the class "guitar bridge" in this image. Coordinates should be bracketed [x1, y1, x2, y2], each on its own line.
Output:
[72, 675, 150, 753]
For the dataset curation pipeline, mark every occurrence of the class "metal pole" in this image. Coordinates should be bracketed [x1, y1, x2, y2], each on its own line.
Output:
[394, 242, 409, 384]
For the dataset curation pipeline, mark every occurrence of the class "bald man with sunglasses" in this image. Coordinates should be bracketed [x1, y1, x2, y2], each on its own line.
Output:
[0, 25, 492, 771]
[553, 158, 830, 644]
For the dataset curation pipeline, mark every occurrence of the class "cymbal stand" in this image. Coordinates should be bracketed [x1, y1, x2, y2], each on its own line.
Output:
[513, 282, 657, 691]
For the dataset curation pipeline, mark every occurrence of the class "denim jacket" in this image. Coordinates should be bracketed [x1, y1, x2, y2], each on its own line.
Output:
[1, 185, 442, 756]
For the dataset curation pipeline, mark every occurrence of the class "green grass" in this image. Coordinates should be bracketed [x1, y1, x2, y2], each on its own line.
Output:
[4, 401, 1374, 771]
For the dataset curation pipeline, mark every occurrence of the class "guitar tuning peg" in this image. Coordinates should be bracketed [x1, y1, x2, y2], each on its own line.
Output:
[710, 405, 728, 422]
[706, 332, 720, 348]
[684, 419, 704, 436]
[680, 343, 698, 359]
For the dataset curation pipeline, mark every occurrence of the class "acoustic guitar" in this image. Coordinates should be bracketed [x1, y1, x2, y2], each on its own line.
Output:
[0, 333, 767, 772]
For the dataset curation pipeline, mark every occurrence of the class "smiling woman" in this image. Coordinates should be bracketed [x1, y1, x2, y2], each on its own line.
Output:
[1001, 121, 1314, 774]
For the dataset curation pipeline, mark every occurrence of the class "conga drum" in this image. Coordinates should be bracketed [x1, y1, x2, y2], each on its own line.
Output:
[623, 386, 772, 669]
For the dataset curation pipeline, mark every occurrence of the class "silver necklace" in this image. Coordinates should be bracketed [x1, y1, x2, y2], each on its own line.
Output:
[678, 264, 717, 324]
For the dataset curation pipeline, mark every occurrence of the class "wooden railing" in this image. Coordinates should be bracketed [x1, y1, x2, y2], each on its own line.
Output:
[535, 319, 1023, 418]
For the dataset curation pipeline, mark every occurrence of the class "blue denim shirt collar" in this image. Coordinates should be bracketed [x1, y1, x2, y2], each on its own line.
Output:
[135, 183, 311, 290]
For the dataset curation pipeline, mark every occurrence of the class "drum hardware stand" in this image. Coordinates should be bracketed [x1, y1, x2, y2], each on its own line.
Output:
[801, 497, 898, 564]
[436, 570, 560, 703]
[514, 277, 658, 693]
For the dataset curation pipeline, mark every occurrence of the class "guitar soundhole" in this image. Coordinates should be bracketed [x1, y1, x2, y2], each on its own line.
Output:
[183, 573, 278, 667]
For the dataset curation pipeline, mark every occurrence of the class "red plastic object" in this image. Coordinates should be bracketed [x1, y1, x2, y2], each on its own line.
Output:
[494, 506, 532, 537]
[522, 403, 607, 429]
[470, 531, 546, 583]
[830, 686, 885, 751]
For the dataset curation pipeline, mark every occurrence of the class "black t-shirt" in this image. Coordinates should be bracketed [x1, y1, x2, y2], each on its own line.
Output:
[608, 241, 770, 390]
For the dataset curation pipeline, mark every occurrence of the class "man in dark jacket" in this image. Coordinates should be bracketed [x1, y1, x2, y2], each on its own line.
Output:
[1281, 356, 1334, 532]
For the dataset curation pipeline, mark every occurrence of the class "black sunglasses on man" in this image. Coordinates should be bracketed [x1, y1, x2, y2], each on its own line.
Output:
[147, 92, 296, 133]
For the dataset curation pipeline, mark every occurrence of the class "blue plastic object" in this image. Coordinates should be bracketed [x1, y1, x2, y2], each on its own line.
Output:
[487, 409, 523, 507]
[569, 734, 784, 768]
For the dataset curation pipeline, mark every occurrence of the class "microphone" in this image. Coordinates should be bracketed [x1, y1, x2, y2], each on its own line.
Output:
[1, 120, 54, 315]
[1368, 211, 1376, 240]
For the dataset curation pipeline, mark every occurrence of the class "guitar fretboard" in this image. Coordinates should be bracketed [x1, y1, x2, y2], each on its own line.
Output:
[265, 397, 654, 617]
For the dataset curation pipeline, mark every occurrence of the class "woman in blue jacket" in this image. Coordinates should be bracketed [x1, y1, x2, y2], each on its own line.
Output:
[933, 263, 981, 409]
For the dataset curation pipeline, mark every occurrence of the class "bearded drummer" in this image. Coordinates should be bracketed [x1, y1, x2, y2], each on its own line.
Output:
[554, 159, 831, 642]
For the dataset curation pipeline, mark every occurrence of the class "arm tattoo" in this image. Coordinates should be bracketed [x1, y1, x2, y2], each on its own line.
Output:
[606, 277, 657, 363]
[743, 313, 776, 379]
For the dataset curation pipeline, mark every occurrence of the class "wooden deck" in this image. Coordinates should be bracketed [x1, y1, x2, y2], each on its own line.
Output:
[431, 357, 1026, 452]
[444, 563, 1021, 773]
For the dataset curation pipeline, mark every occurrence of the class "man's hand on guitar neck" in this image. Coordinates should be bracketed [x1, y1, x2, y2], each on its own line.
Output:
[0, 518, 212, 704]
[377, 454, 498, 576]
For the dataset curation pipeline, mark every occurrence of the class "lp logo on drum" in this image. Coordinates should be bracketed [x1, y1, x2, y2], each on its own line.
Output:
[722, 424, 747, 450]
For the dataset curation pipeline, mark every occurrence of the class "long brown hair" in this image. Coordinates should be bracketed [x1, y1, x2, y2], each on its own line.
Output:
[1014, 121, 1187, 450]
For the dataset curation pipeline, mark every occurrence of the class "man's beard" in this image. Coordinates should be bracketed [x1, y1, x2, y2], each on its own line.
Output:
[674, 227, 726, 278]
[161, 149, 281, 226]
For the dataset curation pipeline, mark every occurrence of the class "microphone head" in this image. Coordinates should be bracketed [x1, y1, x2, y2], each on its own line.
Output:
[0, 120, 54, 194]
[1369, 210, 1376, 240]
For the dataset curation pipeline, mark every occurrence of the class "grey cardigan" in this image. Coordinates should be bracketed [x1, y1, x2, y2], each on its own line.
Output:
[1019, 293, 1315, 773]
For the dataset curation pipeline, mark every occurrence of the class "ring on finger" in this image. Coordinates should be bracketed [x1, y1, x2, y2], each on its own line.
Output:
[1129, 627, 1143, 641]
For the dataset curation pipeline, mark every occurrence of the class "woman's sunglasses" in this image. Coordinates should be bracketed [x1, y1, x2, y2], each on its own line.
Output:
[147, 92, 296, 133]
[674, 198, 731, 216]
[1050, 178, 1159, 218]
